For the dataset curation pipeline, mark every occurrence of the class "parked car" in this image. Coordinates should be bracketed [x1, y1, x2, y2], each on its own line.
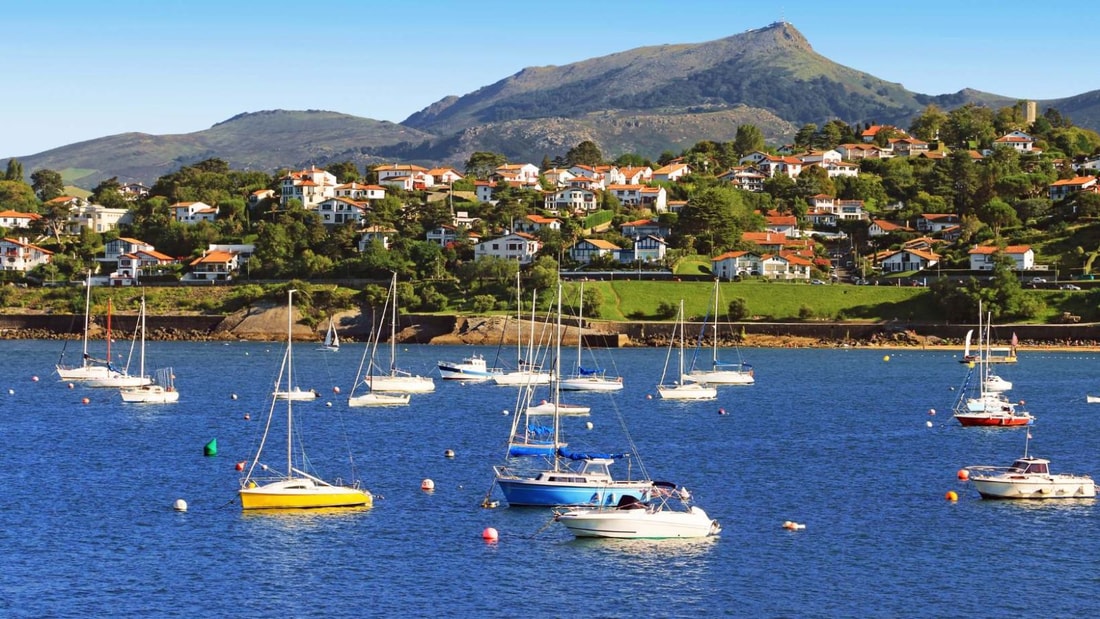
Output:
[810, 279, 826, 285]
[1060, 284, 1081, 290]
[1030, 277, 1047, 284]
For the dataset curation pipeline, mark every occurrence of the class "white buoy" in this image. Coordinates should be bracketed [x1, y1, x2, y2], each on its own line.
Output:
[231, 393, 238, 400]
[444, 449, 455, 458]
[926, 420, 933, 428]
[502, 409, 509, 415]
[421, 479, 435, 491]
[7, 389, 13, 395]
[326, 401, 333, 407]
[333, 386, 341, 394]
[173, 499, 188, 512]
[31, 376, 39, 382]
[585, 421, 593, 430]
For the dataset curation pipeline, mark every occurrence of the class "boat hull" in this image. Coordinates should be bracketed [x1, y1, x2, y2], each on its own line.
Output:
[557, 377, 624, 392]
[492, 371, 552, 386]
[56, 365, 114, 381]
[953, 413, 1033, 427]
[657, 384, 718, 400]
[273, 390, 320, 401]
[239, 478, 373, 510]
[120, 385, 179, 403]
[347, 392, 410, 407]
[684, 370, 754, 385]
[83, 374, 153, 388]
[367, 375, 435, 393]
[526, 402, 591, 416]
[971, 476, 1096, 499]
[557, 505, 720, 539]
[496, 478, 651, 507]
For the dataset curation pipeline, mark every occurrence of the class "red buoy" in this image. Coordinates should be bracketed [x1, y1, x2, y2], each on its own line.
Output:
[957, 469, 970, 481]
[235, 461, 245, 471]
[482, 527, 499, 541]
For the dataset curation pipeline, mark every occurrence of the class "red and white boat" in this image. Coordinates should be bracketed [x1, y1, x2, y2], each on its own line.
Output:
[952, 303, 1033, 427]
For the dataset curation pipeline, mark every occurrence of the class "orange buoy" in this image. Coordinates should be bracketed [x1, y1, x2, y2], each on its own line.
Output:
[332, 386, 341, 394]
[235, 461, 245, 471]
[945, 490, 958, 501]
[957, 469, 970, 481]
[81, 397, 90, 405]
[482, 527, 499, 541]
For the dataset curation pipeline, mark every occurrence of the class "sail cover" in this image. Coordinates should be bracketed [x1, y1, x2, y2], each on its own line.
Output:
[557, 446, 629, 460]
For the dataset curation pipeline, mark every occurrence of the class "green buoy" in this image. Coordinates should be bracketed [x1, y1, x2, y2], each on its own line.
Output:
[204, 438, 217, 457]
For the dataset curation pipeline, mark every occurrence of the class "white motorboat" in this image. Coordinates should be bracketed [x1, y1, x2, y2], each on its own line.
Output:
[983, 373, 1012, 393]
[1086, 395, 1100, 404]
[437, 353, 500, 381]
[556, 482, 721, 539]
[966, 433, 1095, 499]
[274, 387, 320, 401]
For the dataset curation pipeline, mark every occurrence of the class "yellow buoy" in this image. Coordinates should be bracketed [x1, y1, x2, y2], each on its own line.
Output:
[883, 355, 890, 362]
[945, 490, 958, 501]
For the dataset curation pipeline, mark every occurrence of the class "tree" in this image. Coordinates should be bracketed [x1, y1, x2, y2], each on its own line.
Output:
[325, 161, 360, 183]
[566, 140, 603, 167]
[4, 158, 24, 182]
[91, 177, 128, 209]
[908, 104, 949, 142]
[677, 186, 756, 254]
[31, 169, 64, 201]
[0, 180, 39, 212]
[794, 124, 818, 149]
[464, 152, 507, 180]
[732, 124, 765, 157]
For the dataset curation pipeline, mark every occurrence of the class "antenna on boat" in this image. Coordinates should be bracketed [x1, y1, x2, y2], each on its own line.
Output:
[1024, 429, 1032, 459]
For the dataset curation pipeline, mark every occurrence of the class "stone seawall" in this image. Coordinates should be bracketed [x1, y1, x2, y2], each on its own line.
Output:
[2, 311, 1099, 347]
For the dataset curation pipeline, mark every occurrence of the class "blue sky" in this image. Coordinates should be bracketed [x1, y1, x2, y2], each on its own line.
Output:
[5, 1, 1093, 158]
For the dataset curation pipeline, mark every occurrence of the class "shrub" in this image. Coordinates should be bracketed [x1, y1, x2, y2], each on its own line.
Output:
[471, 294, 496, 313]
[727, 297, 748, 320]
[655, 300, 678, 319]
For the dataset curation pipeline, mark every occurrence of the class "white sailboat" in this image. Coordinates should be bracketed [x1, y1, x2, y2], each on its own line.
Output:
[657, 300, 717, 401]
[56, 271, 116, 382]
[318, 317, 340, 352]
[557, 281, 623, 392]
[347, 302, 410, 407]
[359, 273, 434, 393]
[493, 275, 552, 386]
[81, 297, 152, 389]
[120, 293, 180, 403]
[239, 289, 373, 510]
[684, 279, 754, 386]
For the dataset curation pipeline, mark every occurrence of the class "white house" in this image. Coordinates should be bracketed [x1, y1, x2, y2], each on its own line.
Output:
[112, 248, 175, 285]
[102, 237, 155, 262]
[711, 250, 763, 280]
[875, 248, 939, 273]
[184, 249, 239, 282]
[374, 164, 432, 188]
[992, 131, 1035, 153]
[620, 235, 667, 264]
[515, 214, 561, 234]
[334, 182, 386, 201]
[719, 166, 767, 192]
[67, 203, 132, 234]
[868, 219, 914, 238]
[764, 213, 799, 237]
[968, 245, 1034, 271]
[495, 163, 540, 186]
[0, 209, 42, 229]
[569, 238, 620, 264]
[606, 184, 668, 212]
[171, 201, 218, 225]
[544, 188, 598, 214]
[315, 197, 368, 226]
[1049, 176, 1098, 201]
[618, 166, 652, 185]
[620, 218, 670, 239]
[651, 163, 690, 182]
[359, 225, 398, 251]
[426, 168, 464, 185]
[474, 233, 541, 264]
[542, 168, 575, 187]
[0, 237, 52, 272]
[915, 213, 961, 234]
[279, 166, 338, 208]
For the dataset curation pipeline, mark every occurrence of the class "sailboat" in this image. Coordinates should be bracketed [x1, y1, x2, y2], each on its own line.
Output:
[120, 293, 179, 403]
[684, 279, 754, 386]
[347, 306, 411, 407]
[952, 302, 1032, 427]
[239, 289, 373, 510]
[81, 297, 152, 388]
[556, 281, 623, 392]
[358, 272, 434, 393]
[493, 275, 552, 386]
[493, 282, 652, 507]
[318, 317, 340, 352]
[56, 271, 116, 381]
[657, 300, 717, 400]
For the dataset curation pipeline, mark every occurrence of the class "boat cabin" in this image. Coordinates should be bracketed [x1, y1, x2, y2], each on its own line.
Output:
[536, 458, 616, 483]
[1010, 458, 1050, 474]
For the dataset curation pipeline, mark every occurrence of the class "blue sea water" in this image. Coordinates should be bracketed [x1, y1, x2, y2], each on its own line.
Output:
[2, 340, 1099, 618]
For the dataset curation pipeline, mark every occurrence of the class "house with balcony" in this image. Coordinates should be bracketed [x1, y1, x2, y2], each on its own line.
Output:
[279, 166, 337, 208]
[359, 225, 398, 251]
[868, 219, 914, 238]
[544, 187, 598, 214]
[0, 237, 52, 272]
[915, 213, 961, 234]
[1049, 176, 1098, 201]
[67, 203, 132, 234]
[968, 244, 1034, 271]
[875, 248, 939, 273]
[618, 166, 652, 185]
[515, 214, 561, 234]
[119, 182, 151, 200]
[474, 233, 541, 264]
[711, 250, 763, 280]
[171, 201, 218, 225]
[812, 160, 861, 178]
[494, 163, 541, 187]
[764, 212, 799, 237]
[620, 218, 670, 240]
[542, 168, 575, 187]
[0, 209, 42, 230]
[619, 235, 667, 264]
[719, 166, 767, 192]
[836, 143, 892, 160]
[426, 168, 464, 185]
[184, 249, 239, 282]
[374, 164, 431, 187]
[315, 197, 369, 226]
[742, 232, 790, 254]
[861, 124, 907, 143]
[606, 184, 667, 211]
[334, 182, 386, 201]
[889, 137, 930, 157]
[568, 238, 621, 264]
[992, 131, 1035, 153]
[112, 248, 176, 285]
[102, 237, 155, 263]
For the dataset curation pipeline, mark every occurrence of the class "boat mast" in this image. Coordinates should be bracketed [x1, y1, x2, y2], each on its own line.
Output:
[390, 273, 397, 376]
[286, 289, 296, 478]
[137, 292, 146, 380]
[712, 279, 719, 367]
[553, 281, 563, 472]
[575, 281, 584, 373]
[106, 298, 113, 369]
[678, 300, 686, 380]
[82, 270, 92, 368]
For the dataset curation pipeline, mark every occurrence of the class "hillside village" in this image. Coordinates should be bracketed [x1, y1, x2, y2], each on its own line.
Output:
[3, 98, 1100, 318]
